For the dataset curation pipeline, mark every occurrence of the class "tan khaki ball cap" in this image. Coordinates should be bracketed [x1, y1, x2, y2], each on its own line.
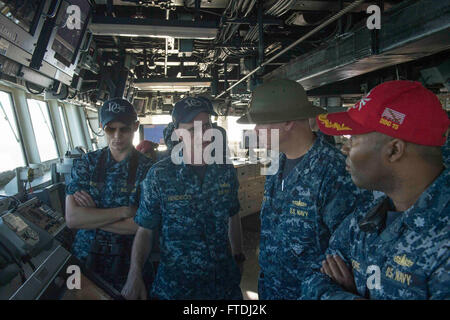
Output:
[237, 78, 326, 124]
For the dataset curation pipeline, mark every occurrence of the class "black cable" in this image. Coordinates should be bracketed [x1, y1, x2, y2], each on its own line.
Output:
[25, 81, 45, 95]
[84, 109, 104, 137]
[0, 195, 20, 211]
[22, 254, 36, 271]
[182, 2, 223, 17]
[67, 90, 78, 99]
[28, 260, 36, 271]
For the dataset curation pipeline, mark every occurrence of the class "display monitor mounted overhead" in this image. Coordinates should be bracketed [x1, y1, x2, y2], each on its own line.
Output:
[51, 0, 92, 67]
[133, 97, 148, 115]
[30, 0, 93, 85]
[0, 0, 46, 35]
[0, 0, 50, 67]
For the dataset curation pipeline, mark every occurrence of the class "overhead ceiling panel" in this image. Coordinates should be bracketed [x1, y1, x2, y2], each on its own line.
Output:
[264, 0, 450, 90]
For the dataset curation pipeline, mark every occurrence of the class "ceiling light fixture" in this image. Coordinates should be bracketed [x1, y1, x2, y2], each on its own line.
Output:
[134, 80, 211, 92]
[90, 18, 218, 40]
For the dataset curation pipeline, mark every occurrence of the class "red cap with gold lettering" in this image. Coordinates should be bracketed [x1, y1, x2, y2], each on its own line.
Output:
[316, 80, 450, 146]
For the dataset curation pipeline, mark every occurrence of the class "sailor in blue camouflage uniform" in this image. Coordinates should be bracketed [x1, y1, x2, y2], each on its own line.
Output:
[121, 97, 244, 300]
[66, 98, 153, 291]
[161, 98, 230, 163]
[163, 121, 178, 152]
[309, 114, 336, 146]
[443, 133, 450, 167]
[237, 79, 373, 299]
[304, 80, 450, 299]
[442, 111, 450, 168]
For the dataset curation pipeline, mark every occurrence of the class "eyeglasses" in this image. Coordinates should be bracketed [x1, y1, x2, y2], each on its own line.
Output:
[104, 125, 133, 135]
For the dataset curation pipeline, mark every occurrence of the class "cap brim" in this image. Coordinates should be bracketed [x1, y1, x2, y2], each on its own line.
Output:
[316, 112, 372, 136]
[182, 109, 218, 123]
[102, 115, 137, 127]
[237, 103, 327, 125]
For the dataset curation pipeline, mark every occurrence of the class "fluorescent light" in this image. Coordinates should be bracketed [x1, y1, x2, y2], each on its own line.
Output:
[139, 114, 173, 126]
[154, 61, 197, 66]
[141, 85, 191, 92]
[90, 24, 217, 40]
[134, 81, 211, 92]
[149, 115, 172, 124]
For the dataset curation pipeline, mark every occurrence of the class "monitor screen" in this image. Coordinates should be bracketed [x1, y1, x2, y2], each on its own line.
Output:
[51, 0, 91, 66]
[0, 0, 45, 35]
[143, 124, 167, 145]
[133, 97, 148, 115]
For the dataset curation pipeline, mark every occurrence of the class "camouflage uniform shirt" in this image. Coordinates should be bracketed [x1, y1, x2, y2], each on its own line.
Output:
[302, 169, 450, 300]
[259, 135, 373, 299]
[135, 157, 242, 300]
[66, 148, 152, 289]
[443, 136, 450, 168]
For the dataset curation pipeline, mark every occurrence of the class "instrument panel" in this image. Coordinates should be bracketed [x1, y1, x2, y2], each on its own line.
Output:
[15, 198, 65, 237]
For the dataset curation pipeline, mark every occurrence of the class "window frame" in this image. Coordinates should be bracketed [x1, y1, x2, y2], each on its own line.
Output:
[0, 87, 28, 171]
[58, 103, 74, 151]
[84, 108, 102, 151]
[26, 97, 60, 163]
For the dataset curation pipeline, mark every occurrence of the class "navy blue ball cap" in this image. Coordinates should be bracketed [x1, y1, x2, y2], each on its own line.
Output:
[172, 96, 217, 127]
[100, 98, 137, 127]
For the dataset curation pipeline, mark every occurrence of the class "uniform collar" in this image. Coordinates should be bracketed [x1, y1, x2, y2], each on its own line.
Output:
[106, 147, 135, 165]
[360, 169, 449, 237]
[265, 135, 324, 197]
[401, 168, 449, 232]
[178, 160, 217, 181]
[278, 134, 324, 178]
[178, 161, 190, 181]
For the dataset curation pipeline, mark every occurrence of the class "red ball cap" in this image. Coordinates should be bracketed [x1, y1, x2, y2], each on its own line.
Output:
[316, 80, 450, 146]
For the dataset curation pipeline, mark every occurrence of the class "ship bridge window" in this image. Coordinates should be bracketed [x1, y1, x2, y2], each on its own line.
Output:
[0, 90, 25, 172]
[226, 116, 256, 157]
[59, 105, 73, 151]
[85, 118, 98, 151]
[27, 99, 58, 162]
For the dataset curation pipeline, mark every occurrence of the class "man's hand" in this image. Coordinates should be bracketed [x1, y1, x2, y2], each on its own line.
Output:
[321, 254, 357, 294]
[121, 206, 138, 219]
[121, 272, 147, 300]
[73, 191, 96, 208]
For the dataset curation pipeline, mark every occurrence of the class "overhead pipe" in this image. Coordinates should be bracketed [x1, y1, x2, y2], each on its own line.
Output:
[195, 0, 201, 21]
[257, 0, 264, 77]
[164, 9, 170, 77]
[215, 0, 365, 99]
[338, 0, 344, 35]
[224, 61, 229, 92]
